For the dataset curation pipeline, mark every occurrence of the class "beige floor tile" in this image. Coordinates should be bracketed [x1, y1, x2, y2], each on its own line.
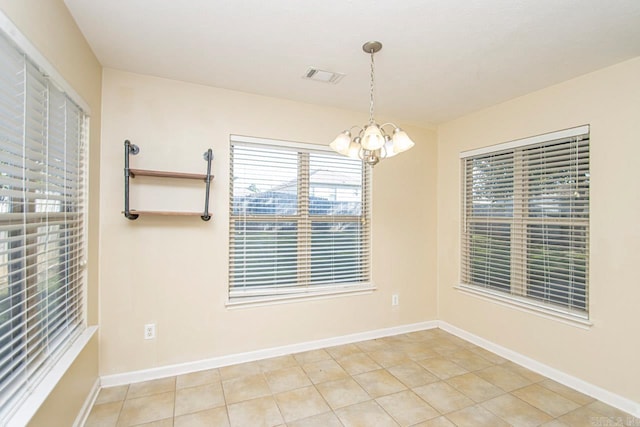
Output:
[475, 364, 532, 392]
[326, 343, 361, 360]
[481, 394, 552, 427]
[368, 349, 411, 368]
[175, 382, 225, 416]
[512, 383, 581, 417]
[376, 390, 440, 426]
[469, 347, 507, 365]
[502, 361, 545, 382]
[355, 339, 389, 353]
[540, 420, 572, 427]
[302, 358, 349, 384]
[176, 368, 220, 389]
[587, 400, 634, 420]
[287, 411, 343, 427]
[538, 379, 595, 406]
[174, 407, 229, 427]
[413, 381, 474, 414]
[293, 349, 331, 365]
[126, 377, 176, 399]
[335, 400, 400, 427]
[316, 377, 370, 410]
[227, 396, 283, 427]
[117, 391, 175, 426]
[446, 372, 504, 403]
[417, 357, 468, 380]
[219, 361, 261, 380]
[353, 369, 407, 398]
[336, 352, 381, 375]
[264, 366, 312, 394]
[394, 342, 441, 360]
[447, 404, 511, 427]
[386, 361, 438, 388]
[430, 339, 463, 356]
[258, 355, 298, 373]
[130, 419, 173, 427]
[589, 402, 640, 426]
[380, 334, 413, 345]
[402, 333, 431, 342]
[406, 329, 441, 342]
[85, 400, 123, 427]
[557, 406, 611, 427]
[95, 385, 129, 405]
[448, 349, 494, 371]
[411, 416, 456, 427]
[222, 373, 271, 404]
[376, 335, 406, 344]
[274, 385, 330, 422]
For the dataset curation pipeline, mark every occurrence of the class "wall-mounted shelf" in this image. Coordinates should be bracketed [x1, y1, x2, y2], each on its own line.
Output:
[124, 140, 214, 221]
[129, 169, 207, 180]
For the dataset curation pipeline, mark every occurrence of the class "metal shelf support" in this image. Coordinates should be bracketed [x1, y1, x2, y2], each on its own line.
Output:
[124, 140, 140, 220]
[202, 149, 214, 221]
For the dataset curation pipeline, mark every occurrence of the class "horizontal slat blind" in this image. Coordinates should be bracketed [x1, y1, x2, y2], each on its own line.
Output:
[229, 139, 371, 301]
[0, 28, 87, 422]
[461, 128, 589, 318]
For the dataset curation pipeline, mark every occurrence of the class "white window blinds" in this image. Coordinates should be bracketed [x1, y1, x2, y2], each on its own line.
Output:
[460, 126, 589, 319]
[229, 136, 371, 302]
[0, 30, 87, 420]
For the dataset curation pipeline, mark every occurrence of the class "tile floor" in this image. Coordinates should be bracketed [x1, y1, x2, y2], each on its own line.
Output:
[85, 329, 636, 426]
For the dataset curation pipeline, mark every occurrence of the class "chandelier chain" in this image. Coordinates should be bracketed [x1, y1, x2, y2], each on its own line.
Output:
[369, 50, 375, 124]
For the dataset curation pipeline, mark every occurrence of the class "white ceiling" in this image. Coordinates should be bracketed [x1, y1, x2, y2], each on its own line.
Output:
[64, 0, 640, 126]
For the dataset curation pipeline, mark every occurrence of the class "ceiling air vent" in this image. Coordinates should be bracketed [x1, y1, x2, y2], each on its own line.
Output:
[303, 67, 345, 84]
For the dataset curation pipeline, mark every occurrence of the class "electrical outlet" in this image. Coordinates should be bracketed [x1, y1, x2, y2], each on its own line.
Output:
[144, 323, 156, 340]
[392, 294, 399, 306]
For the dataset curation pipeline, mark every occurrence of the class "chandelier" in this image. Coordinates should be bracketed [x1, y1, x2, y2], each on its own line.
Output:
[330, 41, 415, 166]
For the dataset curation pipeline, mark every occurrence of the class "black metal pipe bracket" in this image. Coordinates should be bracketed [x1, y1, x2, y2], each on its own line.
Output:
[124, 140, 140, 220]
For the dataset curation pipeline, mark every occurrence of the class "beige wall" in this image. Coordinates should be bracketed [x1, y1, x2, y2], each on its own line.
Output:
[437, 57, 640, 402]
[98, 68, 437, 375]
[0, 0, 102, 424]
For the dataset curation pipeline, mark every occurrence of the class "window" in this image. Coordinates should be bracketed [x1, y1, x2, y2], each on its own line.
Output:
[229, 136, 371, 303]
[460, 126, 589, 320]
[0, 29, 87, 419]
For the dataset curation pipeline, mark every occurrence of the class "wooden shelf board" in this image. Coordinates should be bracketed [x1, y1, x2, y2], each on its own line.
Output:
[127, 210, 206, 217]
[129, 168, 208, 180]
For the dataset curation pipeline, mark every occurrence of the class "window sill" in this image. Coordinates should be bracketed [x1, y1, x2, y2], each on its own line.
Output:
[455, 284, 592, 329]
[6, 326, 98, 427]
[226, 284, 377, 309]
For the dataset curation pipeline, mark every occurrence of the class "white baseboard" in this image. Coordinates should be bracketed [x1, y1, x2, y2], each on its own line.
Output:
[438, 321, 640, 418]
[100, 320, 438, 387]
[73, 377, 100, 427]
[99, 319, 639, 419]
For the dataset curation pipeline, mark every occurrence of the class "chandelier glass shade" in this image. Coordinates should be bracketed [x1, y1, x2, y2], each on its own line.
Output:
[330, 41, 415, 166]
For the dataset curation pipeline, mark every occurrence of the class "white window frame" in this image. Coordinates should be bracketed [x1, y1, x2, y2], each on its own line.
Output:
[458, 125, 590, 324]
[228, 135, 373, 306]
[0, 11, 93, 425]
